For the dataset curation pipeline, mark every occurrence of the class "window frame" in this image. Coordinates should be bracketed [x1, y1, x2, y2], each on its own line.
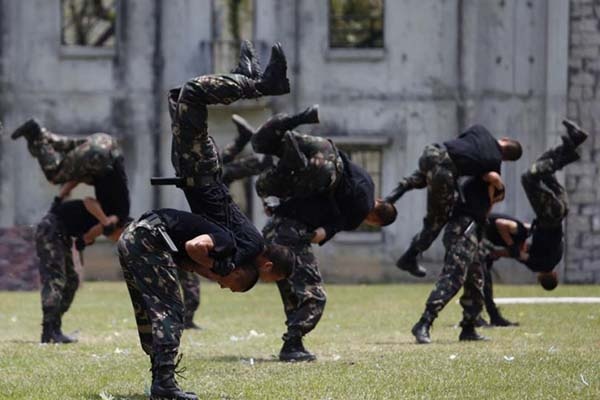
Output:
[327, 0, 386, 50]
[327, 135, 391, 244]
[59, 0, 120, 59]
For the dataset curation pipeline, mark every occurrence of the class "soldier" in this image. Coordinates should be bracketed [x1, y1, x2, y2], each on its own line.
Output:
[11, 121, 121, 185]
[135, 40, 297, 399]
[246, 105, 344, 200]
[384, 125, 522, 277]
[37, 196, 128, 344]
[176, 117, 273, 331]
[491, 119, 588, 291]
[411, 175, 502, 344]
[235, 108, 397, 361]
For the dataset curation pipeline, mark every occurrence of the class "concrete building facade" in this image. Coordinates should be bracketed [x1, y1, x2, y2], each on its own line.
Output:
[0, 0, 597, 283]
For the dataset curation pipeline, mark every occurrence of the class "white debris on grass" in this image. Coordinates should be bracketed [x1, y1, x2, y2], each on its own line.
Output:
[449, 354, 458, 360]
[503, 356, 515, 362]
[114, 347, 129, 355]
[332, 354, 341, 361]
[230, 330, 266, 342]
[580, 374, 589, 387]
[10, 316, 17, 323]
[99, 392, 115, 400]
[495, 297, 600, 304]
[548, 346, 558, 354]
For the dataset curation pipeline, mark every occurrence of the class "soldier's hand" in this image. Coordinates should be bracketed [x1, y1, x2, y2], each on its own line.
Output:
[311, 228, 327, 244]
[211, 259, 235, 277]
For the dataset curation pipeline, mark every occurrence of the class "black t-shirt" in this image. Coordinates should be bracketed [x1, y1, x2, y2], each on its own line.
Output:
[93, 157, 131, 221]
[275, 151, 375, 244]
[444, 125, 502, 176]
[183, 182, 264, 267]
[454, 177, 491, 223]
[153, 208, 236, 261]
[53, 200, 98, 237]
[525, 224, 564, 272]
[485, 213, 529, 247]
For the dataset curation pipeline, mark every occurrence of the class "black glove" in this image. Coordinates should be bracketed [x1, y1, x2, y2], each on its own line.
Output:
[49, 196, 62, 213]
[75, 236, 86, 252]
[102, 222, 117, 236]
[211, 258, 235, 277]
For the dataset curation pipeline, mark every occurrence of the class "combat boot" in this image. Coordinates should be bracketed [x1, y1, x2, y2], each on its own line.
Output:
[41, 321, 77, 344]
[256, 42, 290, 96]
[489, 309, 519, 327]
[411, 313, 434, 344]
[276, 105, 320, 132]
[396, 248, 427, 278]
[151, 356, 198, 400]
[231, 40, 261, 80]
[11, 118, 42, 140]
[279, 131, 308, 170]
[459, 324, 489, 341]
[231, 114, 255, 144]
[474, 315, 489, 328]
[279, 336, 316, 362]
[562, 119, 589, 148]
[183, 318, 202, 330]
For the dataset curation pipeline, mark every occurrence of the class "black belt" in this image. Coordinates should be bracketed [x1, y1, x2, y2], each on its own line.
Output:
[141, 212, 179, 253]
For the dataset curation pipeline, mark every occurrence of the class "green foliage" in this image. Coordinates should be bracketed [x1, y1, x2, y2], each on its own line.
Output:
[0, 282, 599, 399]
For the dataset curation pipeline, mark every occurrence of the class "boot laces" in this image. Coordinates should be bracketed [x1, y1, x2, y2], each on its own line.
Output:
[173, 353, 188, 381]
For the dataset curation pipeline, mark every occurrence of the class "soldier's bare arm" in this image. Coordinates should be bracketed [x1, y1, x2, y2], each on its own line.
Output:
[83, 197, 112, 226]
[58, 181, 79, 199]
[483, 171, 505, 203]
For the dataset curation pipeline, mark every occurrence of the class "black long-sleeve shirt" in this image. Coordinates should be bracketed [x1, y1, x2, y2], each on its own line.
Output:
[444, 125, 502, 177]
[183, 183, 264, 267]
[525, 224, 563, 272]
[275, 150, 375, 244]
[153, 208, 236, 263]
[53, 200, 98, 237]
[93, 157, 131, 221]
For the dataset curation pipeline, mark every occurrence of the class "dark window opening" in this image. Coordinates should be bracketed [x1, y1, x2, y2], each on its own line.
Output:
[329, 0, 384, 49]
[337, 145, 383, 232]
[61, 0, 117, 47]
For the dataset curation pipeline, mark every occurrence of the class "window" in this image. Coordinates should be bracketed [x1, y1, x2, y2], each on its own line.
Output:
[329, 0, 384, 49]
[61, 0, 116, 47]
[336, 144, 383, 233]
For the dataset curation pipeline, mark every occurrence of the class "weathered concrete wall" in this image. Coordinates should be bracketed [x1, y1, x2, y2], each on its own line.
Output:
[0, 0, 157, 226]
[258, 0, 569, 283]
[565, 0, 600, 283]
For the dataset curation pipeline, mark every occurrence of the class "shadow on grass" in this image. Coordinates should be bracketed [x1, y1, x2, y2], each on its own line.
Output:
[1, 339, 40, 344]
[204, 355, 279, 363]
[84, 394, 147, 400]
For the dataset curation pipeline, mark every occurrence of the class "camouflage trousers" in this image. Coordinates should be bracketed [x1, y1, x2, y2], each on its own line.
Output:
[424, 214, 484, 326]
[521, 145, 569, 227]
[168, 74, 262, 183]
[28, 130, 121, 184]
[176, 269, 200, 324]
[255, 132, 344, 200]
[118, 219, 185, 360]
[222, 154, 273, 186]
[403, 144, 458, 253]
[263, 216, 327, 341]
[35, 213, 79, 324]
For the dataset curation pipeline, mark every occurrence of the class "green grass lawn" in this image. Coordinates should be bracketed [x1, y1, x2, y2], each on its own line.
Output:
[0, 282, 598, 400]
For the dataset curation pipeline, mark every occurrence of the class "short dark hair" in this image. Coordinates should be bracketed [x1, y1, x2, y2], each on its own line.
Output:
[373, 200, 398, 227]
[500, 138, 523, 161]
[238, 264, 260, 292]
[538, 271, 558, 291]
[264, 243, 295, 278]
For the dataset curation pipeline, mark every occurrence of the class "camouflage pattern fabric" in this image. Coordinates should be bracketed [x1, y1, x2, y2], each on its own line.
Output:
[263, 215, 327, 341]
[423, 214, 484, 326]
[255, 132, 343, 199]
[405, 144, 459, 253]
[176, 269, 200, 324]
[118, 219, 185, 358]
[169, 74, 261, 182]
[28, 130, 121, 184]
[521, 145, 568, 227]
[222, 154, 273, 186]
[35, 213, 79, 324]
